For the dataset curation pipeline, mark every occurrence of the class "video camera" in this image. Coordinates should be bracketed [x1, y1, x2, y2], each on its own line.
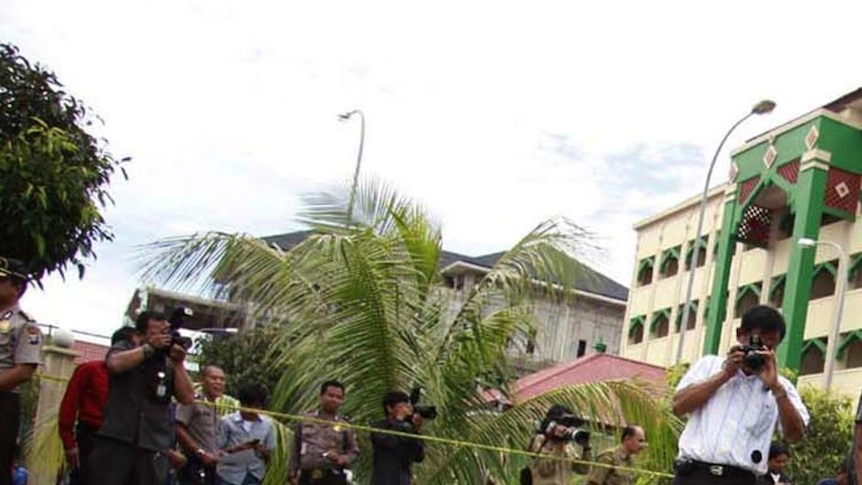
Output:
[738, 334, 767, 372]
[167, 307, 194, 350]
[409, 386, 438, 420]
[546, 414, 590, 445]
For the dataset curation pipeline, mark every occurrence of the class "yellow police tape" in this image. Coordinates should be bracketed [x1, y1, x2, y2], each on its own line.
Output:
[36, 373, 674, 478]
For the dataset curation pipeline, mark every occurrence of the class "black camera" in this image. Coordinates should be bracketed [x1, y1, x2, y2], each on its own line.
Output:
[167, 307, 194, 350]
[547, 415, 590, 445]
[740, 334, 767, 372]
[409, 386, 438, 420]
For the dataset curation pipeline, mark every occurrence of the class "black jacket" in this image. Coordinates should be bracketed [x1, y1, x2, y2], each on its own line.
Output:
[756, 471, 792, 484]
[370, 418, 425, 485]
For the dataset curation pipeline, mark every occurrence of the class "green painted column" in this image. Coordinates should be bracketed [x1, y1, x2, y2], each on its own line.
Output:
[777, 159, 829, 372]
[704, 186, 739, 355]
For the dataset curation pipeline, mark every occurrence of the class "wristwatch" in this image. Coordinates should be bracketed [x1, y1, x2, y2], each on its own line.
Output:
[141, 343, 155, 359]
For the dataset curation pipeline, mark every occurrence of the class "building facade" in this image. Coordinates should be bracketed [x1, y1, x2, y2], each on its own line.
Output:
[621, 88, 862, 396]
[127, 231, 629, 369]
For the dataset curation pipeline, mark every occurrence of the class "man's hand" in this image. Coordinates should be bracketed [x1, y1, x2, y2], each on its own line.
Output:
[168, 343, 187, 363]
[65, 447, 79, 468]
[167, 450, 187, 470]
[147, 332, 172, 350]
[411, 413, 424, 431]
[722, 347, 745, 380]
[200, 451, 219, 467]
[754, 348, 780, 389]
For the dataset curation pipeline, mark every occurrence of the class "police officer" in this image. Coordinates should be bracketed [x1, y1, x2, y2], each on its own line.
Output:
[289, 380, 359, 485]
[587, 425, 646, 485]
[0, 257, 42, 485]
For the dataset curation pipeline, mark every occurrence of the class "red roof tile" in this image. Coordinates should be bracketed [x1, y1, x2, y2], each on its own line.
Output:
[487, 353, 667, 404]
[71, 340, 110, 364]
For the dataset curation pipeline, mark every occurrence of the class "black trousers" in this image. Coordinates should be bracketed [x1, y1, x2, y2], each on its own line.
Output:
[178, 454, 215, 485]
[87, 437, 169, 485]
[298, 469, 349, 485]
[672, 465, 757, 485]
[69, 421, 98, 485]
[0, 392, 20, 485]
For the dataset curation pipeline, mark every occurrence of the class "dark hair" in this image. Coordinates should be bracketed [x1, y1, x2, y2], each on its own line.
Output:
[537, 404, 576, 434]
[768, 441, 790, 460]
[382, 391, 410, 414]
[238, 383, 268, 407]
[135, 311, 167, 333]
[621, 425, 640, 442]
[320, 379, 345, 395]
[740, 305, 786, 340]
[110, 326, 135, 345]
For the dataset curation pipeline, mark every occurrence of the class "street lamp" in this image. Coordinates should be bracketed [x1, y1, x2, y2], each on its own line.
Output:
[674, 99, 777, 365]
[798, 237, 849, 391]
[338, 109, 366, 220]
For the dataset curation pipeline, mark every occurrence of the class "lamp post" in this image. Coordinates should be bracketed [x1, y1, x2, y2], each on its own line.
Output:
[674, 100, 776, 365]
[798, 237, 849, 391]
[338, 109, 366, 220]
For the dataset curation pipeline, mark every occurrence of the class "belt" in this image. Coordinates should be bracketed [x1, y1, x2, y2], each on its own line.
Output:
[692, 460, 755, 478]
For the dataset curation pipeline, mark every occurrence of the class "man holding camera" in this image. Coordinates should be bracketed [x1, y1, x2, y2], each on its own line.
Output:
[88, 311, 196, 485]
[370, 391, 426, 485]
[289, 380, 359, 485]
[672, 305, 809, 485]
[527, 404, 592, 485]
[215, 383, 275, 485]
[0, 257, 41, 485]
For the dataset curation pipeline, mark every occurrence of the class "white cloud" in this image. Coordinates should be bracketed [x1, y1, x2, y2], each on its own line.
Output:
[3, 0, 861, 336]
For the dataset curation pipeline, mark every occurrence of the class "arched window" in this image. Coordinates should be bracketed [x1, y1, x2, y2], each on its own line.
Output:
[770, 275, 786, 308]
[628, 316, 646, 345]
[810, 260, 837, 300]
[660, 247, 681, 279]
[676, 301, 698, 331]
[637, 258, 654, 287]
[799, 339, 826, 376]
[735, 283, 762, 319]
[651, 310, 671, 339]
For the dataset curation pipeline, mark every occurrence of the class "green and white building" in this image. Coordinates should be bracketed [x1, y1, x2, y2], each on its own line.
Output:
[622, 88, 862, 396]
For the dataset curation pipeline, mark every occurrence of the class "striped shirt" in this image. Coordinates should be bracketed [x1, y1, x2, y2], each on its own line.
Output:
[675, 355, 810, 475]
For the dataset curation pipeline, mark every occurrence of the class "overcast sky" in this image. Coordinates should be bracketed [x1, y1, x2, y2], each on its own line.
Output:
[3, 0, 861, 338]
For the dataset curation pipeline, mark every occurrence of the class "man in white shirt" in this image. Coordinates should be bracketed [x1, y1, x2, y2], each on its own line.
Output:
[671, 305, 810, 485]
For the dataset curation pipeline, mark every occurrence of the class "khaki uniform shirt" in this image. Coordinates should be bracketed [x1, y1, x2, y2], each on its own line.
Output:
[176, 392, 220, 454]
[528, 434, 589, 485]
[292, 410, 359, 471]
[587, 445, 633, 485]
[0, 304, 42, 392]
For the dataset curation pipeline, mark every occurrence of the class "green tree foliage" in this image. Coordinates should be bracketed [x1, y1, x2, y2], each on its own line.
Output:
[144, 179, 682, 485]
[785, 386, 855, 485]
[0, 43, 127, 279]
[194, 325, 285, 397]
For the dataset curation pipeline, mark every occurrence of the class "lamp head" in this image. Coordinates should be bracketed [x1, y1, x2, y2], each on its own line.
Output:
[752, 100, 777, 115]
[798, 237, 817, 248]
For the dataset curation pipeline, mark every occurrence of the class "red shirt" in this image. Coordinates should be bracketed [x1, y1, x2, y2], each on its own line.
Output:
[58, 360, 109, 450]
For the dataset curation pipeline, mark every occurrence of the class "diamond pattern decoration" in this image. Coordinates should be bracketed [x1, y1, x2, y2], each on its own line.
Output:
[763, 145, 778, 169]
[836, 181, 850, 199]
[805, 124, 820, 150]
[729, 161, 739, 181]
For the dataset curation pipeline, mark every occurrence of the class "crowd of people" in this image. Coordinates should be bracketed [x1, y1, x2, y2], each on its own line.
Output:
[2, 253, 862, 485]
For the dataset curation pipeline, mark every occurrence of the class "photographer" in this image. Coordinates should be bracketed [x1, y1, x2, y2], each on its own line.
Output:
[370, 391, 426, 485]
[672, 305, 809, 485]
[527, 404, 592, 485]
[87, 311, 196, 485]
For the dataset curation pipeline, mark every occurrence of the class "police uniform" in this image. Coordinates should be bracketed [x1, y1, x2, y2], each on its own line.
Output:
[0, 258, 42, 485]
[291, 411, 359, 485]
[587, 445, 633, 485]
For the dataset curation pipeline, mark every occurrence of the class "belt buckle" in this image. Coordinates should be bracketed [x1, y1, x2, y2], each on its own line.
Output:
[709, 465, 724, 476]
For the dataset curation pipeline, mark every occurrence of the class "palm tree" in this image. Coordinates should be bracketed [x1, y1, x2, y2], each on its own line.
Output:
[143, 178, 680, 485]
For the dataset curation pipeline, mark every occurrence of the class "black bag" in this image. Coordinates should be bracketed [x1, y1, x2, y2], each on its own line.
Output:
[519, 466, 532, 485]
